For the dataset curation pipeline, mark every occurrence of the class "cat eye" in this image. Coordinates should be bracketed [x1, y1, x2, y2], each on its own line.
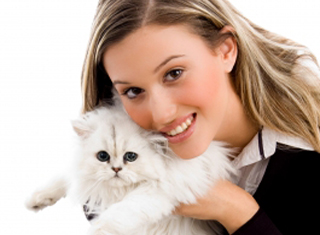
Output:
[97, 151, 110, 162]
[123, 152, 138, 162]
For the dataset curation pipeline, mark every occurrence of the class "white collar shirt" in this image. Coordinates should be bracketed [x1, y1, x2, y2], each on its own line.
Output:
[231, 127, 313, 195]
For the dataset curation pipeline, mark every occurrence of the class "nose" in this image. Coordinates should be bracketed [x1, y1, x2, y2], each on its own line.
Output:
[112, 167, 122, 173]
[149, 91, 177, 126]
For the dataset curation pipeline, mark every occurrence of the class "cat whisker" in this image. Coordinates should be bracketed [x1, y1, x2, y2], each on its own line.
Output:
[75, 175, 107, 204]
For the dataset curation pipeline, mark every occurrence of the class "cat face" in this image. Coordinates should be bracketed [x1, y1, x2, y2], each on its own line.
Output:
[73, 106, 167, 188]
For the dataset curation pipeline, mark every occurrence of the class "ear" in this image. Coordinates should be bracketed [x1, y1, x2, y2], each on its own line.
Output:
[217, 26, 238, 73]
[71, 117, 92, 139]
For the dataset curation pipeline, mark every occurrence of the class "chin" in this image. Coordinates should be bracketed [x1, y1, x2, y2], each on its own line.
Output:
[171, 143, 209, 160]
[169, 127, 214, 160]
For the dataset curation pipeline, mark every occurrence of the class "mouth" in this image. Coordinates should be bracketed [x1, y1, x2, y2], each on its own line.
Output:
[162, 113, 196, 144]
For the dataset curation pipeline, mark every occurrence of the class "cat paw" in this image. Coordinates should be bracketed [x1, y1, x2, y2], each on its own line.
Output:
[25, 189, 62, 212]
[25, 178, 67, 212]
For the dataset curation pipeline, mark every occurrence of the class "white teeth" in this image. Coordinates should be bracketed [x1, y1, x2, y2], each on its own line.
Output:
[169, 129, 177, 136]
[181, 123, 188, 130]
[175, 126, 183, 134]
[166, 116, 194, 136]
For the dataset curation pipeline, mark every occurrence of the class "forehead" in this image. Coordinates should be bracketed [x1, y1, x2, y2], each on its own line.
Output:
[103, 24, 211, 79]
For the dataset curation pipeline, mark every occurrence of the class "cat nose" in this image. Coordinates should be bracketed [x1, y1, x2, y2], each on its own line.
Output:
[112, 167, 122, 173]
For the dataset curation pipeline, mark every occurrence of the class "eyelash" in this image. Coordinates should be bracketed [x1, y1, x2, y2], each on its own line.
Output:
[121, 68, 184, 99]
[164, 68, 184, 82]
[122, 87, 144, 100]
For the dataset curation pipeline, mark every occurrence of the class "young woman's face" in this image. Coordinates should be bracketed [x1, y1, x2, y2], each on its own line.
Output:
[103, 24, 241, 159]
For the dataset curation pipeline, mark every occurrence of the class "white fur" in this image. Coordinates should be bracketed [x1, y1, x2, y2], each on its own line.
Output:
[25, 177, 68, 212]
[26, 105, 236, 235]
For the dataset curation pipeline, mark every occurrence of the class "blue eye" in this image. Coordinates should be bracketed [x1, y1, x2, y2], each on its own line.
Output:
[97, 151, 110, 162]
[123, 87, 144, 99]
[165, 69, 183, 82]
[123, 152, 138, 162]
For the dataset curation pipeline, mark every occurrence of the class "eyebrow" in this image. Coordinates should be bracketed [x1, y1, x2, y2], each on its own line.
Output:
[113, 80, 131, 86]
[153, 55, 186, 73]
[113, 54, 186, 85]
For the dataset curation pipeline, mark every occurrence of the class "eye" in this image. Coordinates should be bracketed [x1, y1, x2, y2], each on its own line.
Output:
[164, 69, 183, 82]
[123, 87, 144, 99]
[123, 152, 138, 162]
[96, 151, 110, 162]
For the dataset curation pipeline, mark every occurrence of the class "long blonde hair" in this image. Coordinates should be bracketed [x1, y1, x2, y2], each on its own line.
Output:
[81, 0, 320, 152]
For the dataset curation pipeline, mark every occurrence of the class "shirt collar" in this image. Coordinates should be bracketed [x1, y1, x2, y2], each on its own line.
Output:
[232, 126, 314, 169]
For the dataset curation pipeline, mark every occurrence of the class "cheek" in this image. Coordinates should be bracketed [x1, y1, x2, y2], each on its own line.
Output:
[179, 68, 225, 109]
[169, 69, 230, 158]
[123, 104, 151, 130]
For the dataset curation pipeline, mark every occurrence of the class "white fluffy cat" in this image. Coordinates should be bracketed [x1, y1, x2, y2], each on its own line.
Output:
[26, 104, 236, 235]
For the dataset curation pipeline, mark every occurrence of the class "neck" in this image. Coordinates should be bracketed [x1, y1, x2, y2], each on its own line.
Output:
[217, 90, 259, 154]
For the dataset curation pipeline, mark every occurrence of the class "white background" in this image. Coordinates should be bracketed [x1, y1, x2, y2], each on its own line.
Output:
[0, 1, 319, 234]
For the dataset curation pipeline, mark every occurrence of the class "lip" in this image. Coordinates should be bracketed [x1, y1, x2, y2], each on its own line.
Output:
[161, 114, 196, 144]
[159, 113, 195, 133]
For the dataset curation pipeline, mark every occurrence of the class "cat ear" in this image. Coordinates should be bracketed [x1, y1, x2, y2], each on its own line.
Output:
[111, 88, 123, 107]
[71, 117, 92, 139]
[148, 134, 172, 157]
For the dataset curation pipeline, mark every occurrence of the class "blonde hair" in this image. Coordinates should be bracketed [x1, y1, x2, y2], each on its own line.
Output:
[81, 0, 320, 152]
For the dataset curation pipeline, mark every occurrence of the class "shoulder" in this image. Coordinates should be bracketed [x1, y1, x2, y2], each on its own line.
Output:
[254, 145, 320, 233]
[270, 144, 320, 174]
[267, 145, 320, 195]
[257, 144, 320, 192]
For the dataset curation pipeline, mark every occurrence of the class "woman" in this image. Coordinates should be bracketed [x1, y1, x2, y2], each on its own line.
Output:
[81, 0, 320, 234]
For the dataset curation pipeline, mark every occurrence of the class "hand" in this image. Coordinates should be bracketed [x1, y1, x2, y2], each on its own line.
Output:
[174, 180, 259, 234]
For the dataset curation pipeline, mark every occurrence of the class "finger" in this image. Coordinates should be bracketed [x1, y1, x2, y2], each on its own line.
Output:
[172, 205, 182, 215]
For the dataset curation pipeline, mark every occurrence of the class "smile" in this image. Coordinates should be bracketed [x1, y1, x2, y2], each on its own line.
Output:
[162, 114, 196, 144]
[166, 116, 194, 136]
